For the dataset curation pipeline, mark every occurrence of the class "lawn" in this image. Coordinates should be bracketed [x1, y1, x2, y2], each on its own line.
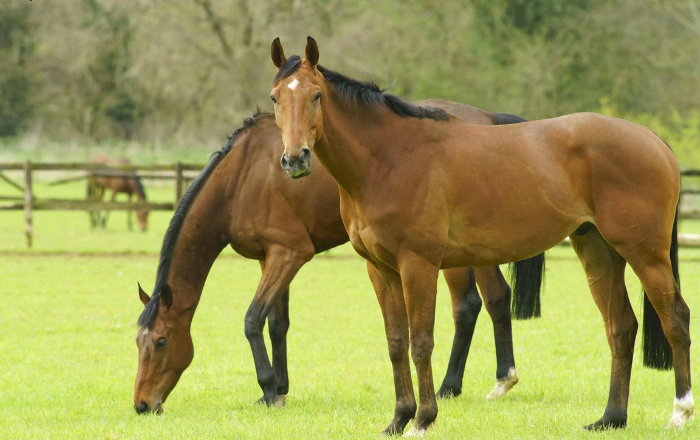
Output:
[0, 191, 699, 438]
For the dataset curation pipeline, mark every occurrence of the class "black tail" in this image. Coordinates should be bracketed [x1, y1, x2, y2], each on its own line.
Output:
[642, 202, 679, 370]
[509, 253, 545, 319]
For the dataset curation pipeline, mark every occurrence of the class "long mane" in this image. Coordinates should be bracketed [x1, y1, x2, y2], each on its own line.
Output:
[274, 55, 449, 122]
[137, 111, 263, 327]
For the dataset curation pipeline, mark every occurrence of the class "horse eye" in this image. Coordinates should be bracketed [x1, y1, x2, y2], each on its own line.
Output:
[314, 92, 321, 102]
[155, 338, 167, 349]
[270, 95, 277, 104]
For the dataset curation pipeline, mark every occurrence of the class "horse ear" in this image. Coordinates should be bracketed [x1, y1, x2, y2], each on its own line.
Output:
[138, 282, 150, 306]
[271, 37, 286, 68]
[160, 283, 173, 308]
[305, 36, 319, 67]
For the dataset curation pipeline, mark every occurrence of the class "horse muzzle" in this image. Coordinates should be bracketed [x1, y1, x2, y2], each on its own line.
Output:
[134, 399, 163, 415]
[280, 148, 312, 179]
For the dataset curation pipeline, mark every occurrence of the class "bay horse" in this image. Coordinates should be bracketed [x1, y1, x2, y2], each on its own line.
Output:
[133, 105, 542, 414]
[88, 156, 149, 231]
[268, 37, 692, 435]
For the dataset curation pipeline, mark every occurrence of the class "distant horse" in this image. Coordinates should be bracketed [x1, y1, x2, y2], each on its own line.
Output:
[133, 104, 542, 414]
[87, 156, 149, 231]
[269, 37, 691, 434]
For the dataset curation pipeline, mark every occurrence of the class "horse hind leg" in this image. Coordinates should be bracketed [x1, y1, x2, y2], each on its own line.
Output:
[570, 228, 636, 430]
[619, 245, 693, 428]
[474, 266, 519, 400]
[437, 267, 481, 399]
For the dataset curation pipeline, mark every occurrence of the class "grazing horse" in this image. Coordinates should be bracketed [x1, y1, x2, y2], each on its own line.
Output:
[133, 104, 541, 414]
[268, 37, 692, 435]
[88, 156, 149, 231]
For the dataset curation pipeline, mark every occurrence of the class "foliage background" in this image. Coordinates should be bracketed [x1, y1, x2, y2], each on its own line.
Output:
[0, 0, 699, 165]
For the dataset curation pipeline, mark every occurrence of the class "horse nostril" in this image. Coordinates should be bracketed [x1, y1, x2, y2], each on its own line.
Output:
[300, 147, 311, 161]
[135, 401, 150, 414]
[280, 154, 289, 169]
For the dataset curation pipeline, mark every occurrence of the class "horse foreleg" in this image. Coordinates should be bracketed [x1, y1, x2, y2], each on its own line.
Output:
[245, 246, 311, 408]
[437, 267, 481, 399]
[127, 193, 133, 231]
[399, 253, 440, 437]
[267, 284, 290, 396]
[475, 266, 519, 400]
[366, 260, 415, 436]
[102, 190, 117, 228]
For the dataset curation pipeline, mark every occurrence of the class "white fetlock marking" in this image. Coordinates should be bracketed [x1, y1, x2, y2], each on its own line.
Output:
[402, 425, 426, 438]
[287, 79, 299, 90]
[667, 391, 694, 429]
[486, 367, 519, 400]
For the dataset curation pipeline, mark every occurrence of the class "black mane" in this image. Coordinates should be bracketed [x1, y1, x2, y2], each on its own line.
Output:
[134, 176, 147, 200]
[137, 111, 263, 327]
[317, 65, 449, 121]
[273, 56, 449, 122]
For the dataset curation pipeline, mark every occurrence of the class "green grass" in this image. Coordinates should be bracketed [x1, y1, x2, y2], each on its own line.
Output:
[1, 198, 700, 438]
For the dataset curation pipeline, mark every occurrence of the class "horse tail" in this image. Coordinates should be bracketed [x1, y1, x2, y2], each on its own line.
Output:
[509, 254, 545, 319]
[642, 198, 678, 370]
[491, 111, 545, 319]
[134, 176, 147, 201]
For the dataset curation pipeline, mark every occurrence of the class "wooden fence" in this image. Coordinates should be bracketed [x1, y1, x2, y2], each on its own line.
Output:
[0, 161, 204, 247]
[2, 162, 700, 248]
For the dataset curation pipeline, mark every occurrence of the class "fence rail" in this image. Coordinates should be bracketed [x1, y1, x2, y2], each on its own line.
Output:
[3, 162, 700, 248]
[0, 161, 205, 247]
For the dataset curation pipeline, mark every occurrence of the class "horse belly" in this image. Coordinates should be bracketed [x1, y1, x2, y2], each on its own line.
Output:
[442, 190, 585, 268]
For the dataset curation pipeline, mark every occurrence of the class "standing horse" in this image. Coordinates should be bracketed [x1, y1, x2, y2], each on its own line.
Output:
[133, 104, 541, 413]
[269, 37, 692, 434]
[88, 156, 149, 231]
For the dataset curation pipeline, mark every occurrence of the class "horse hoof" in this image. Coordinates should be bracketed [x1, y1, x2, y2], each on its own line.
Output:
[436, 386, 460, 399]
[667, 391, 694, 429]
[272, 394, 286, 409]
[583, 417, 626, 431]
[486, 367, 518, 400]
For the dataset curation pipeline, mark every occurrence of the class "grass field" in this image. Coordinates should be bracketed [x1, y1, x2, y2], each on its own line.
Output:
[1, 182, 700, 439]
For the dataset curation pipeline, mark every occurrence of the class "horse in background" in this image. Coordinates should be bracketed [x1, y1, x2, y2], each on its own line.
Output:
[87, 156, 149, 231]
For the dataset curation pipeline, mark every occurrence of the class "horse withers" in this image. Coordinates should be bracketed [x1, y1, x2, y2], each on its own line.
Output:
[88, 156, 149, 231]
[269, 37, 692, 434]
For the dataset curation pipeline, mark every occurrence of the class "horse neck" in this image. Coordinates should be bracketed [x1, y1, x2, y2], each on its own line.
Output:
[165, 173, 229, 328]
[314, 88, 380, 196]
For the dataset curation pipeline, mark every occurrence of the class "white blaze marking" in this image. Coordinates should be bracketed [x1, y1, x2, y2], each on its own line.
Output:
[486, 367, 519, 400]
[143, 327, 149, 336]
[668, 390, 694, 428]
[287, 79, 299, 90]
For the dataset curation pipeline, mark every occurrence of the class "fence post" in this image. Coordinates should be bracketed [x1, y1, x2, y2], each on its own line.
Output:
[175, 161, 183, 206]
[23, 161, 33, 248]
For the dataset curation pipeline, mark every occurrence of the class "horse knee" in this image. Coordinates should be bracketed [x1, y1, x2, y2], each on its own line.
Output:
[387, 334, 409, 364]
[410, 333, 434, 364]
[244, 311, 263, 340]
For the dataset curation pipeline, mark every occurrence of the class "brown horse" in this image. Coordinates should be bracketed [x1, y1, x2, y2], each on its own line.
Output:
[269, 37, 692, 434]
[88, 156, 149, 231]
[133, 104, 541, 414]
